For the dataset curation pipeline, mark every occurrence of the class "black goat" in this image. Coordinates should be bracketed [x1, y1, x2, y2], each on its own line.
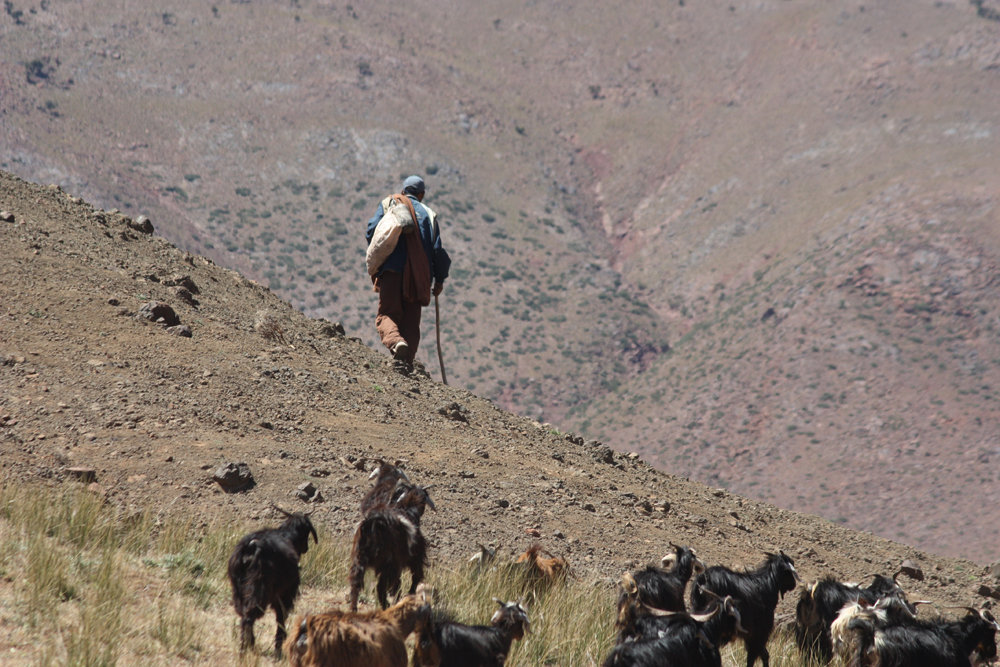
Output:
[847, 607, 998, 667]
[413, 599, 530, 667]
[602, 594, 746, 667]
[690, 551, 800, 667]
[615, 569, 699, 644]
[615, 543, 705, 635]
[795, 574, 913, 662]
[227, 506, 318, 657]
[349, 484, 434, 611]
[360, 459, 410, 516]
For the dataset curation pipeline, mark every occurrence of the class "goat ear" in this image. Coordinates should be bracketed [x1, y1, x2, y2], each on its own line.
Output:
[492, 597, 504, 607]
[621, 571, 638, 595]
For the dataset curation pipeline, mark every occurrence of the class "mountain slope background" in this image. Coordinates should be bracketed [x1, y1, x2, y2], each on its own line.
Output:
[2, 0, 999, 562]
[1, 170, 998, 664]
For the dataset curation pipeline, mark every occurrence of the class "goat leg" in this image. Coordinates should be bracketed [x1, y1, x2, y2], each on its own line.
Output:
[274, 606, 288, 659]
[240, 616, 256, 653]
[348, 563, 365, 611]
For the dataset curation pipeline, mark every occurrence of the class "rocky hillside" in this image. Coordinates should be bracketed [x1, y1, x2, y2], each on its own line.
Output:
[2, 170, 999, 629]
[2, 0, 999, 562]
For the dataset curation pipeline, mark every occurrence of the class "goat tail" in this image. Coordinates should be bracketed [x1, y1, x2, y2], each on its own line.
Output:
[228, 539, 265, 613]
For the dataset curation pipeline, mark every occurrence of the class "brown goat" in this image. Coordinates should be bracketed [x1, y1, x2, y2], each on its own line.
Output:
[287, 586, 431, 667]
[515, 543, 569, 588]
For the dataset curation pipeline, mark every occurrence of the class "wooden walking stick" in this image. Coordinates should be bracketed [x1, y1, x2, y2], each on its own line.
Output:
[434, 293, 448, 385]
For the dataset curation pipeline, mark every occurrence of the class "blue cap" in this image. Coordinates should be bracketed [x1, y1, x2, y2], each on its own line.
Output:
[402, 175, 425, 196]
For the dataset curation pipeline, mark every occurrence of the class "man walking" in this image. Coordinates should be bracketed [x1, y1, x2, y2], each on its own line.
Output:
[365, 175, 450, 364]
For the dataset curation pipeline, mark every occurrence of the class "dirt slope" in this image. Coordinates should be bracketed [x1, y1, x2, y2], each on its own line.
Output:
[3, 0, 1000, 563]
[2, 171, 997, 628]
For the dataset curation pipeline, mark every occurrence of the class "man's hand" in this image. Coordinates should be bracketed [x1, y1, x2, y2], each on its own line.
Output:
[433, 281, 444, 296]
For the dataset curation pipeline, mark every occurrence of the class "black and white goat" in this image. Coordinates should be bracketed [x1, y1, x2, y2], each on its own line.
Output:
[847, 606, 998, 667]
[349, 483, 435, 611]
[830, 595, 923, 663]
[602, 592, 747, 667]
[795, 573, 914, 662]
[690, 551, 800, 667]
[413, 599, 530, 667]
[227, 506, 318, 657]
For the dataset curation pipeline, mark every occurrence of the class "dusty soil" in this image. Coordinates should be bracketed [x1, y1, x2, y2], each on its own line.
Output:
[1, 170, 998, 623]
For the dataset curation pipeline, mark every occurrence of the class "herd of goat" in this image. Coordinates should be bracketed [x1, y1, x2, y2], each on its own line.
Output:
[225, 461, 998, 666]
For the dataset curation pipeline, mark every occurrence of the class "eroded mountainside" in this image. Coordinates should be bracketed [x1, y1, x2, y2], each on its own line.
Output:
[2, 0, 999, 561]
[1, 171, 997, 623]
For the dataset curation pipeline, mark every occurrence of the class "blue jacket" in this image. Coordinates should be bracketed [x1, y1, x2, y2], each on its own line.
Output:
[365, 195, 450, 284]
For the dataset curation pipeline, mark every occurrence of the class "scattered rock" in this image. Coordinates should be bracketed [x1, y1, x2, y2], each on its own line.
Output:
[295, 481, 323, 503]
[898, 559, 925, 581]
[318, 320, 346, 337]
[593, 446, 615, 464]
[127, 215, 154, 234]
[213, 462, 254, 493]
[165, 324, 192, 337]
[136, 301, 180, 327]
[0, 211, 14, 222]
[67, 466, 97, 483]
[163, 274, 199, 293]
[438, 402, 469, 422]
[171, 285, 198, 305]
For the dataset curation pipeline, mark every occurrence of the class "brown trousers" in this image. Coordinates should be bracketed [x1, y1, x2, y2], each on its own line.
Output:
[375, 270, 422, 363]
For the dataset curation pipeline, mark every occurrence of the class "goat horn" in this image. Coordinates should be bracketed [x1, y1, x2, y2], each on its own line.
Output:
[689, 606, 721, 623]
[942, 606, 982, 615]
[270, 502, 293, 517]
[643, 605, 685, 618]
[698, 585, 723, 602]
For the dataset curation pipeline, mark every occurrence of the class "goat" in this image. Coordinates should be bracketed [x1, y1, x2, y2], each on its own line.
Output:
[616, 543, 705, 628]
[615, 571, 692, 644]
[287, 586, 431, 667]
[468, 543, 498, 570]
[830, 595, 923, 663]
[602, 592, 747, 667]
[413, 598, 531, 667]
[360, 459, 410, 516]
[846, 607, 998, 667]
[227, 505, 318, 657]
[690, 550, 800, 667]
[514, 543, 569, 590]
[795, 573, 914, 662]
[349, 483, 434, 611]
